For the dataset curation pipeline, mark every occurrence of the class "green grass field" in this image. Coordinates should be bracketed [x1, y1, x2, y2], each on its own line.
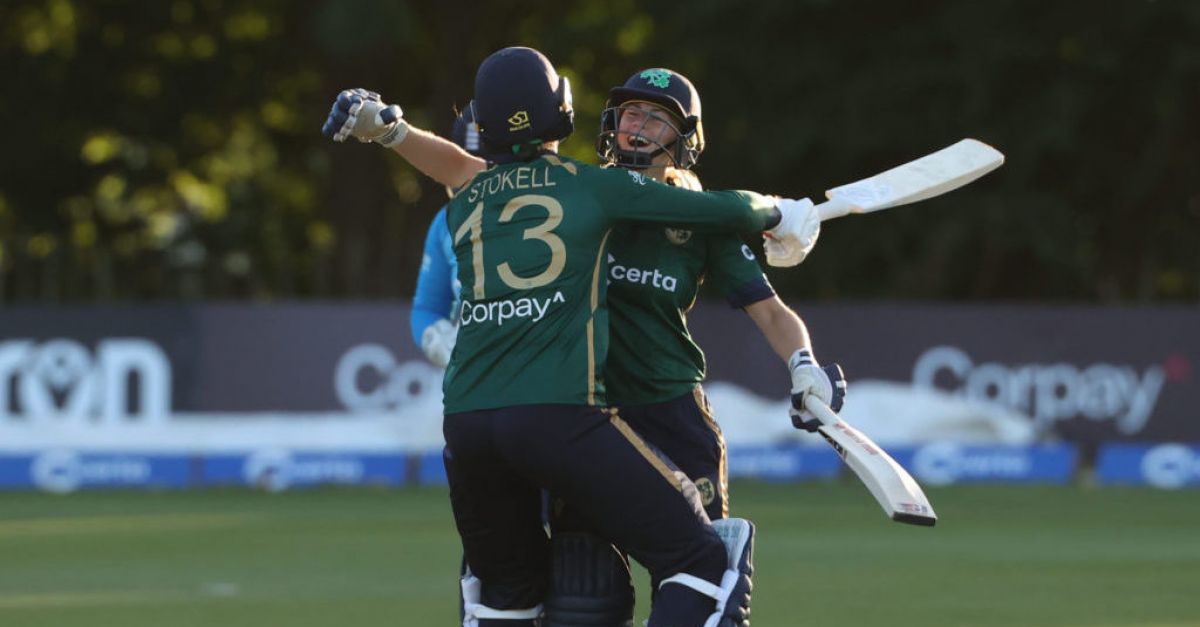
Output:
[2, 481, 1199, 627]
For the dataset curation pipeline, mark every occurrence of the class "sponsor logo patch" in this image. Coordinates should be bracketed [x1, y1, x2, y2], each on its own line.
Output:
[459, 291, 566, 327]
[608, 254, 678, 293]
[507, 110, 531, 131]
[640, 68, 671, 89]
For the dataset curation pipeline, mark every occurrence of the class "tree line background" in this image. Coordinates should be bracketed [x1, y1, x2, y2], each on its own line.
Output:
[1, 0, 1197, 304]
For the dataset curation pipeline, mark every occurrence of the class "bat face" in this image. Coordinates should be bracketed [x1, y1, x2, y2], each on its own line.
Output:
[805, 396, 938, 527]
[828, 421, 881, 456]
[819, 421, 938, 526]
[820, 138, 1005, 219]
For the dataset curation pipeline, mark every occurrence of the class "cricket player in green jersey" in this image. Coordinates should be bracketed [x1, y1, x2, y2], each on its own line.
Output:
[549, 67, 847, 626]
[323, 47, 836, 627]
[595, 67, 845, 513]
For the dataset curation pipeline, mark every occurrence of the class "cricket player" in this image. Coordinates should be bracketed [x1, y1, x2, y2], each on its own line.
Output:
[410, 106, 480, 367]
[542, 67, 847, 626]
[595, 67, 846, 516]
[324, 46, 831, 626]
[334, 68, 847, 625]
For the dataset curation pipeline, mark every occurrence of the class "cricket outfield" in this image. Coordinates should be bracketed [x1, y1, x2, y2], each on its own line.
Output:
[1, 482, 1197, 627]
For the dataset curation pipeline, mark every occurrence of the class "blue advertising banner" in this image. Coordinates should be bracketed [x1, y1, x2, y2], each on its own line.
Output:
[0, 452, 193, 492]
[201, 451, 407, 491]
[889, 443, 1079, 485]
[418, 449, 448, 486]
[727, 445, 843, 481]
[0, 456, 35, 489]
[0, 451, 408, 492]
[1095, 443, 1200, 488]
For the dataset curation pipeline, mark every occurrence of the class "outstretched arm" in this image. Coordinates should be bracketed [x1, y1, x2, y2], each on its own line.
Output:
[592, 168, 820, 265]
[594, 167, 781, 233]
[322, 88, 486, 189]
[392, 126, 486, 190]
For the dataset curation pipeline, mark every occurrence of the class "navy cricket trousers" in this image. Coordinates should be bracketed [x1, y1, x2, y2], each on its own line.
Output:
[443, 404, 726, 626]
[617, 385, 729, 521]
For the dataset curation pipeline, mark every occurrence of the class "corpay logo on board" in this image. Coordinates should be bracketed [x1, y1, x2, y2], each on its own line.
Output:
[912, 345, 1167, 434]
[0, 339, 171, 423]
[334, 344, 443, 412]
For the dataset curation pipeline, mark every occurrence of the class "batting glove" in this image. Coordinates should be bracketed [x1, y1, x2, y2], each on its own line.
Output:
[788, 348, 846, 432]
[420, 319, 457, 368]
[322, 88, 409, 147]
[763, 197, 820, 267]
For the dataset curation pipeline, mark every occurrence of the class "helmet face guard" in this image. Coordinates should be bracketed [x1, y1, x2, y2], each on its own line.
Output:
[596, 103, 701, 169]
[595, 68, 705, 170]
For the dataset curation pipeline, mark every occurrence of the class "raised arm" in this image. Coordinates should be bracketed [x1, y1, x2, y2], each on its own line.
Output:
[392, 126, 486, 190]
[590, 166, 826, 267]
[593, 166, 781, 232]
[321, 88, 486, 189]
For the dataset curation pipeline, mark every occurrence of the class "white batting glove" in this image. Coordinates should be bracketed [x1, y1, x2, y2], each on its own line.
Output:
[321, 88, 409, 148]
[788, 348, 847, 431]
[420, 319, 457, 368]
[763, 197, 820, 267]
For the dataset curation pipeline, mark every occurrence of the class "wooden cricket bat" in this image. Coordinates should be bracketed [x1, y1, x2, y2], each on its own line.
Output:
[804, 397, 938, 526]
[815, 138, 1004, 221]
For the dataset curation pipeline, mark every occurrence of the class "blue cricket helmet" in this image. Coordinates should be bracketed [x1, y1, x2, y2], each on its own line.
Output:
[597, 68, 706, 169]
[471, 47, 574, 161]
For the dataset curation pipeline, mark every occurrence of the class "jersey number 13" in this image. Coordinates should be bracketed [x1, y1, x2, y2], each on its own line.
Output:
[454, 194, 567, 299]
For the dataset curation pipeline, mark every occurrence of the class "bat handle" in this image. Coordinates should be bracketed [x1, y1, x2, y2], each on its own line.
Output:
[815, 195, 858, 222]
[803, 396, 841, 428]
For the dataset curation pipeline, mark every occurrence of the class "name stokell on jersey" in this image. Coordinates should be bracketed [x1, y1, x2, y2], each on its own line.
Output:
[442, 154, 777, 414]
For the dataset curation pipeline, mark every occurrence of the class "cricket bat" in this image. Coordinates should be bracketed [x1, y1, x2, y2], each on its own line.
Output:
[815, 138, 1004, 221]
[804, 397, 938, 526]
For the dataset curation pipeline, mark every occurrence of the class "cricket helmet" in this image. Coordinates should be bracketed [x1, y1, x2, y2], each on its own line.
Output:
[472, 47, 575, 161]
[597, 68, 706, 169]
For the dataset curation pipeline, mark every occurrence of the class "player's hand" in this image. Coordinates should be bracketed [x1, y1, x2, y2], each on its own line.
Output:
[788, 348, 846, 432]
[322, 88, 409, 147]
[763, 197, 820, 267]
[420, 319, 457, 368]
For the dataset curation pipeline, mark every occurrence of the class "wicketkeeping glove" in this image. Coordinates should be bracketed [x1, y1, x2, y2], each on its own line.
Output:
[763, 197, 820, 267]
[321, 88, 409, 147]
[788, 348, 847, 432]
[420, 319, 457, 368]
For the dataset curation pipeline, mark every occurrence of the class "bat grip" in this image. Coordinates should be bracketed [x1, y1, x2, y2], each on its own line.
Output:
[803, 396, 841, 428]
[815, 195, 858, 222]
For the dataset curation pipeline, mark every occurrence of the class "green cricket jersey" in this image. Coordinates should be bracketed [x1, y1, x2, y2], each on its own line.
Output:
[442, 154, 776, 413]
[604, 224, 775, 405]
